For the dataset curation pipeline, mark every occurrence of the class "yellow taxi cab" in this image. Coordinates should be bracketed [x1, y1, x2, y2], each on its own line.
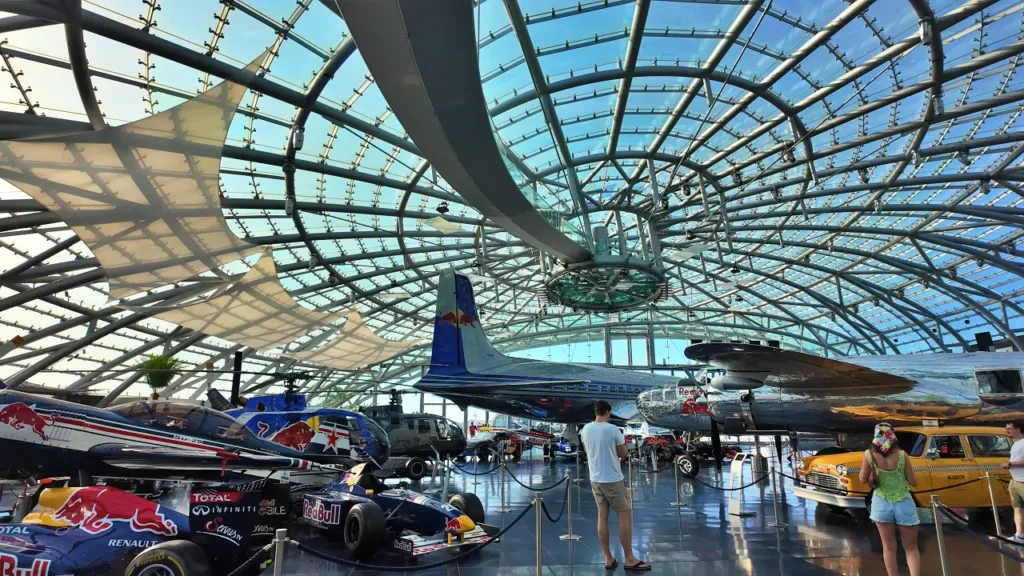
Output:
[794, 425, 1013, 512]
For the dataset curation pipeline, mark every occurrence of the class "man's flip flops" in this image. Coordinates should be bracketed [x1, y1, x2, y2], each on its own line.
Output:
[604, 559, 618, 569]
[624, 561, 652, 571]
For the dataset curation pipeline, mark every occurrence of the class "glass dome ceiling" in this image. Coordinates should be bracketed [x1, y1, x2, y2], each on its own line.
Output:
[0, 0, 1023, 406]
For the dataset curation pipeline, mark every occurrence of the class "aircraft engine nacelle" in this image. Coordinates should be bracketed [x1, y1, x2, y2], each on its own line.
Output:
[709, 374, 766, 392]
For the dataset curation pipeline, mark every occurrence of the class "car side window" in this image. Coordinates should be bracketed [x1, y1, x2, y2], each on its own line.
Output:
[929, 435, 967, 458]
[968, 434, 1012, 458]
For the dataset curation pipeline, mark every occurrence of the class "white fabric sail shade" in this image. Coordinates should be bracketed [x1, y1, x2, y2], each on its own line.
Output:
[124, 250, 343, 352]
[0, 55, 266, 300]
[288, 310, 423, 370]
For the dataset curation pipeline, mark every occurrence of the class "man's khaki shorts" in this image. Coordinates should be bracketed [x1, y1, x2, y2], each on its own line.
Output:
[591, 481, 631, 512]
[1010, 479, 1024, 508]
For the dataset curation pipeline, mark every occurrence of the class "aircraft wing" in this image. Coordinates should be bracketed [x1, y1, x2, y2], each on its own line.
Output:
[90, 443, 343, 474]
[417, 376, 588, 391]
[685, 343, 915, 394]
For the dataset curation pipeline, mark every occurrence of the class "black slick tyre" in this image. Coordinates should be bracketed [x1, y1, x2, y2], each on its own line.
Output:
[405, 457, 427, 481]
[342, 502, 386, 557]
[448, 492, 485, 523]
[125, 540, 212, 576]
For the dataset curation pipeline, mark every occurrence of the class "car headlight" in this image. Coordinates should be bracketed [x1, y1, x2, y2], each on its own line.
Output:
[835, 464, 848, 476]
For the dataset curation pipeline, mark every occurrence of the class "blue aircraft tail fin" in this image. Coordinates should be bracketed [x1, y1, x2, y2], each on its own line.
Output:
[0, 379, 6, 389]
[430, 271, 509, 373]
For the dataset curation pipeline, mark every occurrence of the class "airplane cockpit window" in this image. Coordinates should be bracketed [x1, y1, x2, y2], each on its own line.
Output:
[110, 401, 252, 440]
[406, 419, 415, 431]
[664, 387, 678, 401]
[976, 369, 1024, 395]
[418, 419, 430, 434]
[928, 435, 967, 458]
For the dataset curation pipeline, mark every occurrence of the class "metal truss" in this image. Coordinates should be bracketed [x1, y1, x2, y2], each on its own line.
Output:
[0, 0, 1022, 406]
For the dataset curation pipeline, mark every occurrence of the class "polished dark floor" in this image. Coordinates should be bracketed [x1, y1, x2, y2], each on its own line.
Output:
[271, 452, 1024, 575]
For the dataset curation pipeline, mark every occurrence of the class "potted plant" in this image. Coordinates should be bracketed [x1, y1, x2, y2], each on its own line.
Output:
[138, 354, 180, 398]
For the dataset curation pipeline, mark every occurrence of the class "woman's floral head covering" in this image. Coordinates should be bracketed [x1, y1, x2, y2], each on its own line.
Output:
[873, 422, 896, 454]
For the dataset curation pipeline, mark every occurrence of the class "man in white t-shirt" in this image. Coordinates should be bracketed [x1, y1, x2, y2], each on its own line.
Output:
[1000, 421, 1024, 540]
[580, 400, 650, 571]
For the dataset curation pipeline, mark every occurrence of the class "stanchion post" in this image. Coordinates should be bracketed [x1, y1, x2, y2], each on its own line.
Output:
[560, 473, 582, 541]
[931, 495, 951, 576]
[986, 471, 1003, 537]
[272, 528, 287, 576]
[670, 456, 685, 507]
[767, 465, 788, 528]
[472, 456, 480, 486]
[534, 491, 543, 576]
[496, 460, 511, 513]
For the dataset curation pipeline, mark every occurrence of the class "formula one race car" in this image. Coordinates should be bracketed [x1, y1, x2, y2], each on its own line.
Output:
[300, 463, 497, 557]
[0, 476, 290, 575]
[460, 430, 521, 462]
[551, 437, 579, 459]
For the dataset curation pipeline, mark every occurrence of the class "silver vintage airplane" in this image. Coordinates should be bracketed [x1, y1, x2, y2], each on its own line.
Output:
[637, 343, 1024, 438]
[414, 271, 682, 425]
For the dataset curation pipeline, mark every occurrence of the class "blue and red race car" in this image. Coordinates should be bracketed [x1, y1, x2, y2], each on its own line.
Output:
[300, 463, 496, 557]
[0, 476, 289, 575]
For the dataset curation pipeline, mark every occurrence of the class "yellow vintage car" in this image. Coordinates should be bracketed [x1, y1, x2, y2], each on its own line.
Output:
[795, 425, 1013, 513]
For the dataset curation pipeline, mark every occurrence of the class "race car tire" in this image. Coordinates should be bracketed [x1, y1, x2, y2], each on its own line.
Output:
[676, 454, 699, 478]
[125, 540, 212, 576]
[343, 503, 386, 557]
[448, 492, 485, 524]
[405, 457, 428, 481]
[512, 445, 523, 461]
[477, 449, 491, 464]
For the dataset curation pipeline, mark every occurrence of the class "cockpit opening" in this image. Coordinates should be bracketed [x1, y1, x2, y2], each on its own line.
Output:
[976, 369, 1024, 395]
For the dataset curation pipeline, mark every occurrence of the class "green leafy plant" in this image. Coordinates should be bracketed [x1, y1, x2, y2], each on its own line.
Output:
[138, 354, 180, 391]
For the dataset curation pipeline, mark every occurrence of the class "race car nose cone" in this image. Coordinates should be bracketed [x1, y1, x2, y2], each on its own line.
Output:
[446, 514, 475, 533]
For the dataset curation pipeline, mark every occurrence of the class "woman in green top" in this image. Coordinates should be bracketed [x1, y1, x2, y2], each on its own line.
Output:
[859, 422, 919, 576]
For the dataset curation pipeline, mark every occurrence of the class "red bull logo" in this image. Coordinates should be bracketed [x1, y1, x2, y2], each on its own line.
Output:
[0, 403, 53, 440]
[437, 308, 475, 327]
[52, 487, 178, 536]
[271, 421, 315, 451]
[0, 553, 49, 576]
[445, 517, 463, 533]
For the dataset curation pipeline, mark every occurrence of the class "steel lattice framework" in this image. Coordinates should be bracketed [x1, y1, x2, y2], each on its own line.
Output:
[0, 0, 1023, 408]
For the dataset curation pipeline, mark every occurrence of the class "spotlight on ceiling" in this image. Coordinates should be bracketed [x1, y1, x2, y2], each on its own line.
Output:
[437, 202, 450, 214]
[957, 149, 970, 165]
[685, 229, 695, 241]
[730, 266, 739, 274]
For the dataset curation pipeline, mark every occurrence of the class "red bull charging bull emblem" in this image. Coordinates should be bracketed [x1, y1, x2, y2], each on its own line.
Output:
[437, 308, 475, 327]
[0, 403, 53, 440]
[52, 487, 178, 536]
[270, 421, 315, 451]
[444, 517, 463, 533]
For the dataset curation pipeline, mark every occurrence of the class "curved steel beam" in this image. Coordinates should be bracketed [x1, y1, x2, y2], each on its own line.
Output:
[62, 0, 104, 130]
[336, 0, 592, 264]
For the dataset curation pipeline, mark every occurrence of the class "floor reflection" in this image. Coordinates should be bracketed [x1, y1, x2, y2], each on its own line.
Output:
[272, 454, 1024, 575]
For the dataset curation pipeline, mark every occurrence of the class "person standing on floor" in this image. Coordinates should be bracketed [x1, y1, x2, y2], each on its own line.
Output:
[580, 400, 651, 571]
[859, 422, 919, 576]
[999, 421, 1024, 541]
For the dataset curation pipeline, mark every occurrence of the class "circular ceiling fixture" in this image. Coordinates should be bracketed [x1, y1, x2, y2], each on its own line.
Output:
[545, 256, 667, 312]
